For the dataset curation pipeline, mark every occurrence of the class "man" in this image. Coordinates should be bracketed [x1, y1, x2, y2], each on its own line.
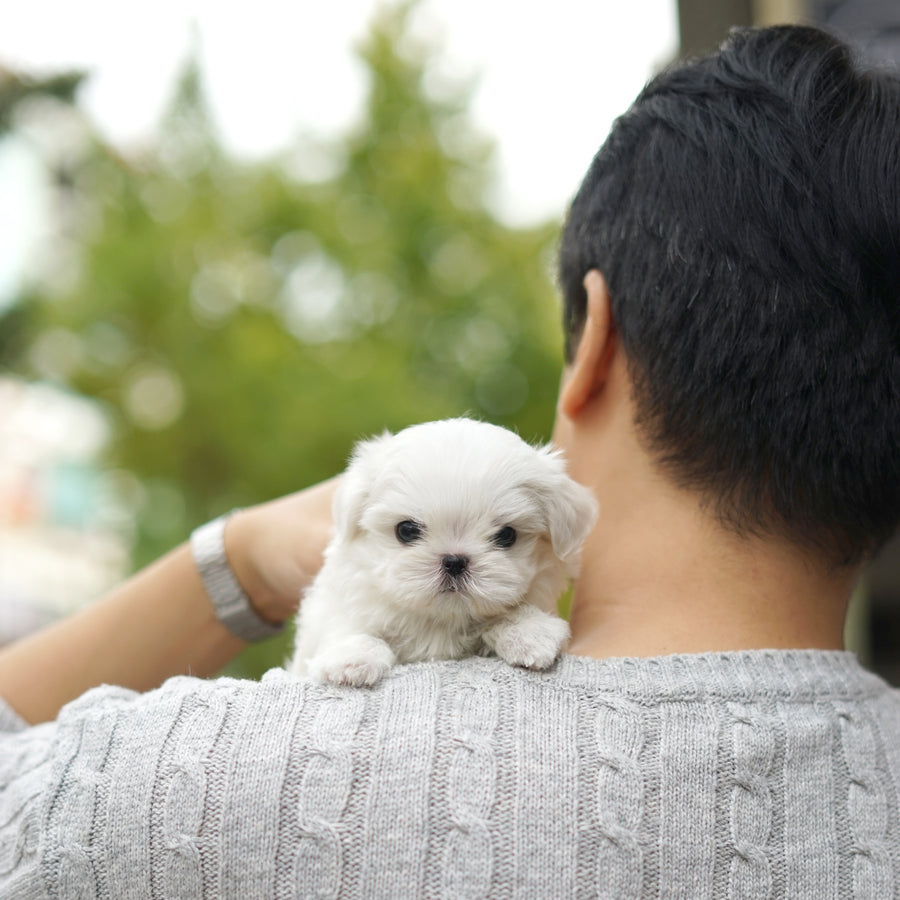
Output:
[554, 23, 900, 660]
[1, 24, 898, 898]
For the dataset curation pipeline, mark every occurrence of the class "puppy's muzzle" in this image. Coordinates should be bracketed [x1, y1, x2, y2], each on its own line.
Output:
[442, 555, 469, 577]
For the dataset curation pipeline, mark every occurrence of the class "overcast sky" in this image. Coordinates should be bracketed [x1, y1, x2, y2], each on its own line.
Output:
[0, 0, 678, 301]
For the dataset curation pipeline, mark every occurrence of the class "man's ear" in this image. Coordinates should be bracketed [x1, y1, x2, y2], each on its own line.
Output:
[558, 269, 617, 419]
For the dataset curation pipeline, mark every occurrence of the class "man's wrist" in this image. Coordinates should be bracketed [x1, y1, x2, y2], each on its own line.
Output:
[190, 513, 284, 643]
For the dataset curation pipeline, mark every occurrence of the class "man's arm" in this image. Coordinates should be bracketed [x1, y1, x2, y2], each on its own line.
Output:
[0, 479, 336, 725]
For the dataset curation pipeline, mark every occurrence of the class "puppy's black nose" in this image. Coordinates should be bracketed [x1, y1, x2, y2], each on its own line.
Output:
[442, 554, 469, 577]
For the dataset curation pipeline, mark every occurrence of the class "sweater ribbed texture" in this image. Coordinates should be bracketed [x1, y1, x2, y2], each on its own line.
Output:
[1, 650, 899, 898]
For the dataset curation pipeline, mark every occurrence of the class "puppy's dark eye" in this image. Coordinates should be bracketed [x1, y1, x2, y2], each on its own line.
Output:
[492, 526, 517, 549]
[396, 520, 424, 544]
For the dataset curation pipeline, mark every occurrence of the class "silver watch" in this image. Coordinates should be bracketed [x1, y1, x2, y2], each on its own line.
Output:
[190, 513, 283, 642]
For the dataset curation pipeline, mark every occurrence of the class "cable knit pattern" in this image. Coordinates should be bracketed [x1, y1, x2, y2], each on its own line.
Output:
[728, 702, 776, 898]
[441, 674, 498, 899]
[46, 707, 118, 899]
[836, 703, 895, 898]
[593, 698, 645, 900]
[282, 689, 366, 900]
[156, 690, 228, 897]
[2, 650, 900, 899]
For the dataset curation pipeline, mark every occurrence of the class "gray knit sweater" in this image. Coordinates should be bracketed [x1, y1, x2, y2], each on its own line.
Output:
[2, 650, 899, 898]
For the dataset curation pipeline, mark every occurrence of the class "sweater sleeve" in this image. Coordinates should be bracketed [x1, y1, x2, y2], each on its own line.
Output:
[0, 698, 56, 897]
[0, 693, 29, 733]
[0, 682, 145, 897]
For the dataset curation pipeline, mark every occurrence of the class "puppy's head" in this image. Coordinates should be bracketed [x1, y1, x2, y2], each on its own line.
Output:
[332, 418, 597, 620]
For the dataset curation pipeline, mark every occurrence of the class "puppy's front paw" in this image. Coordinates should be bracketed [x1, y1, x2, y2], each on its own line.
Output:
[484, 607, 570, 670]
[306, 634, 396, 687]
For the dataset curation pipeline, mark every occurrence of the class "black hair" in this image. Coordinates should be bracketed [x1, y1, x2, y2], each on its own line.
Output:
[558, 25, 900, 566]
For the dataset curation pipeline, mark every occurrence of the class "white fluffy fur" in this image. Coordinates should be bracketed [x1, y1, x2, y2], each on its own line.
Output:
[285, 418, 597, 686]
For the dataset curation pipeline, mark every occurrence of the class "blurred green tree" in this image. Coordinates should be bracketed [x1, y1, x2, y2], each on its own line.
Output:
[6, 3, 565, 676]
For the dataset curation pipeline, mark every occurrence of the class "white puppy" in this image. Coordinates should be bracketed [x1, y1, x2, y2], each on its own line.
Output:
[285, 418, 597, 686]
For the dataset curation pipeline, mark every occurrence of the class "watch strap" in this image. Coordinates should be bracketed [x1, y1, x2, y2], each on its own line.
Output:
[190, 513, 283, 642]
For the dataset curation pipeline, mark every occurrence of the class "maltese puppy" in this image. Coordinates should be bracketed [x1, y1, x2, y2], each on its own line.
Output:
[285, 418, 596, 686]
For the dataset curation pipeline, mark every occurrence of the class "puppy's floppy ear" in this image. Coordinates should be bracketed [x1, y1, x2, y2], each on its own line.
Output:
[532, 447, 598, 564]
[333, 431, 393, 541]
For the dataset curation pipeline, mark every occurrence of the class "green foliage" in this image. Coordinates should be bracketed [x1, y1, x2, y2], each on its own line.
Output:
[6, 3, 565, 677]
[0, 302, 34, 366]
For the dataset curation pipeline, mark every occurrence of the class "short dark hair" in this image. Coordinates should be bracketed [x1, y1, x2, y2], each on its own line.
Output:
[558, 25, 900, 566]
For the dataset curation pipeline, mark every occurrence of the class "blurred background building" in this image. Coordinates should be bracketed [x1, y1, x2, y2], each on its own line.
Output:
[0, 376, 129, 642]
[679, 0, 900, 64]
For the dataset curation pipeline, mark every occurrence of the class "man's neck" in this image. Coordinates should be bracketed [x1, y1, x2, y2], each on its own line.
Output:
[566, 491, 857, 659]
[553, 334, 858, 661]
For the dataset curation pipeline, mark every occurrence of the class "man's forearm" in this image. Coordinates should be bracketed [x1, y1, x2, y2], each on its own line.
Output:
[0, 543, 245, 725]
[0, 479, 336, 726]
